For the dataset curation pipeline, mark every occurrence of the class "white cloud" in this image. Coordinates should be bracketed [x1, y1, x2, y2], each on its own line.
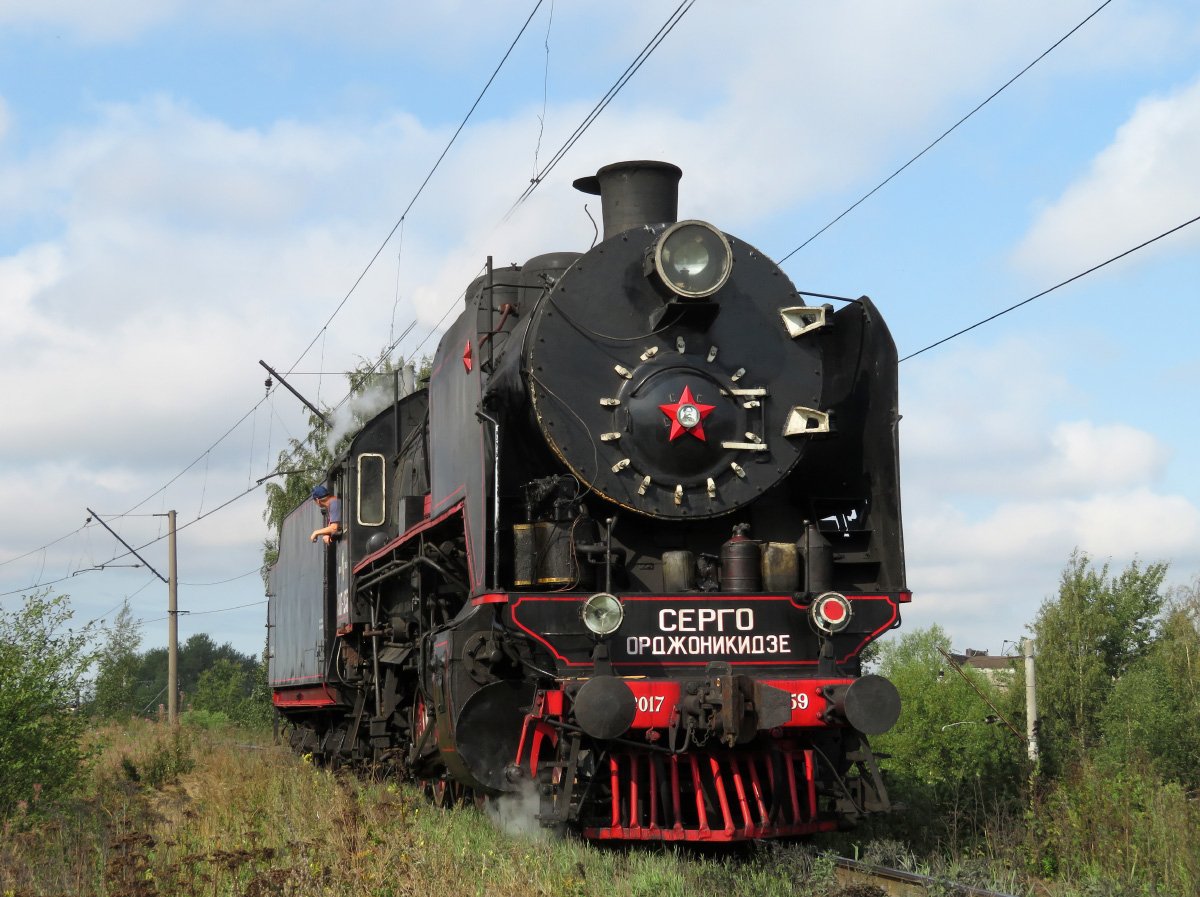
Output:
[0, 243, 67, 341]
[900, 339, 1200, 652]
[2, 1, 1197, 659]
[1013, 73, 1200, 280]
[1028, 421, 1169, 495]
[0, 0, 182, 42]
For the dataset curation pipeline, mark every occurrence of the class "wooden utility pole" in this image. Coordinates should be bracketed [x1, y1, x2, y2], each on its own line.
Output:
[167, 510, 179, 726]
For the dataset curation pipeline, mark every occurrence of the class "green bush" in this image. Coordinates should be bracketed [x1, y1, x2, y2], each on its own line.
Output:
[0, 590, 97, 816]
[119, 727, 196, 790]
[181, 709, 233, 730]
[191, 655, 274, 728]
[870, 626, 1025, 852]
[91, 600, 142, 719]
[1029, 757, 1200, 895]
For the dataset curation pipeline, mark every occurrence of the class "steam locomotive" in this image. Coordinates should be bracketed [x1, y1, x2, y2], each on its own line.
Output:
[267, 161, 909, 841]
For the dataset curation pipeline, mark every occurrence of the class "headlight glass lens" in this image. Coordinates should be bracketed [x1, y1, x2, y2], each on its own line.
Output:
[811, 591, 853, 635]
[581, 592, 624, 637]
[654, 221, 732, 298]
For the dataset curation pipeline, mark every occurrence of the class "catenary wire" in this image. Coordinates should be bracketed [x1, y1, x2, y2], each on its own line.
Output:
[3, 483, 271, 594]
[0, 1, 1127, 601]
[180, 569, 262, 587]
[14, 210, 1189, 601]
[139, 599, 266, 626]
[2, 208, 1157, 597]
[283, 0, 547, 378]
[0, 525, 90, 568]
[4, 2, 671, 571]
[777, 0, 1115, 265]
[531, 0, 555, 177]
[82, 577, 160, 627]
[505, 0, 696, 219]
[2, 2, 549, 573]
[900, 211, 1200, 362]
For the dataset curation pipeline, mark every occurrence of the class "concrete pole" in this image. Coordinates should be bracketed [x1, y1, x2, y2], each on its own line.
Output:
[1024, 637, 1039, 767]
[167, 510, 179, 726]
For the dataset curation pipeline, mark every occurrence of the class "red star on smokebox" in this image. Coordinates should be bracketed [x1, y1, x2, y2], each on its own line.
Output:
[659, 385, 715, 442]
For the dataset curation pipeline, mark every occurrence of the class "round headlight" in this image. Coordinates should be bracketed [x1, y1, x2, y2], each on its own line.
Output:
[653, 220, 732, 298]
[581, 592, 624, 637]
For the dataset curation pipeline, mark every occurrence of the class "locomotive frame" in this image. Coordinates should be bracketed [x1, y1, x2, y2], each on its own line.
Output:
[267, 160, 909, 841]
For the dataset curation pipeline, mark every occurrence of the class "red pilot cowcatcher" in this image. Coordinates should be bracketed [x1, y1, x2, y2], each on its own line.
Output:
[659, 385, 715, 442]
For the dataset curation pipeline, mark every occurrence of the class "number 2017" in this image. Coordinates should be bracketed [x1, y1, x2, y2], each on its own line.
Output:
[636, 695, 665, 713]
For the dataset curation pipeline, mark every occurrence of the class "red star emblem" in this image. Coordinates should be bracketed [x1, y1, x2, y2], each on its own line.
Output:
[659, 385, 715, 441]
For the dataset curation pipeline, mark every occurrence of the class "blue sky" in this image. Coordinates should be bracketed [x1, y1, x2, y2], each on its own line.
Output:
[1, 0, 1198, 661]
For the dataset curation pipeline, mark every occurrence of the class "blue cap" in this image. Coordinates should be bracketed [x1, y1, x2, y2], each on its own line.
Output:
[311, 485, 330, 500]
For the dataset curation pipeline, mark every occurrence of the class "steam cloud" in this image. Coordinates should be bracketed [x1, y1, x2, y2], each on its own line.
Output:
[483, 778, 551, 840]
[324, 379, 397, 453]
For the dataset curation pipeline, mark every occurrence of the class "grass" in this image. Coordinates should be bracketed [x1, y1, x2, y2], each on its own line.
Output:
[0, 720, 844, 897]
[6, 719, 1190, 897]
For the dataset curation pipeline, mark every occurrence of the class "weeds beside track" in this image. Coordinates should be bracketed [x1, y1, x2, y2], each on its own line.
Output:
[1, 720, 850, 897]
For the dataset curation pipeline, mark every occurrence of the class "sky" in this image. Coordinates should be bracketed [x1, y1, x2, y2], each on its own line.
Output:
[1, 0, 1198, 665]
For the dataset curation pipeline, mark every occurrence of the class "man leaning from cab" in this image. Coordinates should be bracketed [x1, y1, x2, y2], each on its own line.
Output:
[309, 485, 341, 544]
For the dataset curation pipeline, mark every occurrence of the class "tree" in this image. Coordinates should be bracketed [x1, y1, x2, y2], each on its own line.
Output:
[1098, 574, 1200, 787]
[242, 641, 275, 728]
[1032, 552, 1168, 773]
[871, 626, 1025, 850]
[874, 626, 1024, 794]
[0, 591, 98, 816]
[261, 350, 431, 579]
[128, 634, 259, 716]
[192, 658, 251, 716]
[91, 600, 142, 719]
[190, 650, 274, 728]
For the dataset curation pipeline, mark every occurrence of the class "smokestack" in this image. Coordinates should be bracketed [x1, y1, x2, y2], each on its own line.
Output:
[573, 160, 682, 241]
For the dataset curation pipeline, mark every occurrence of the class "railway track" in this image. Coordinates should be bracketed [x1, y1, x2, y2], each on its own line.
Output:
[833, 856, 1020, 897]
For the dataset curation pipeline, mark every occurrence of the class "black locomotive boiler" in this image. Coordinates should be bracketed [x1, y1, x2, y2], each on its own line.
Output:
[267, 160, 909, 841]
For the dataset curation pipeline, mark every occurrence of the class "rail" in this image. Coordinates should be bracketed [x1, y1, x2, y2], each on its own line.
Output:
[833, 856, 1020, 897]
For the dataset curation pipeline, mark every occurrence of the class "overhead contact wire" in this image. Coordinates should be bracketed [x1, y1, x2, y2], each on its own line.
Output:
[506, 0, 696, 218]
[285, 0, 547, 377]
[900, 211, 1200, 362]
[777, 0, 1115, 264]
[17, 1, 548, 574]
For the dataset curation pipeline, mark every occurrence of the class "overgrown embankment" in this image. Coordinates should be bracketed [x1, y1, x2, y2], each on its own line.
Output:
[1, 719, 847, 897]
